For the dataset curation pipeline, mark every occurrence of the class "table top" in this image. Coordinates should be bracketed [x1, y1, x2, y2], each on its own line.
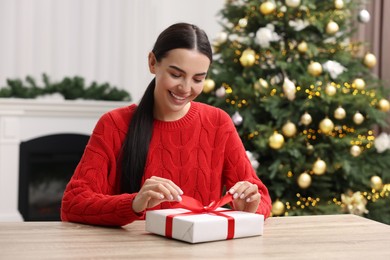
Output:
[1, 214, 389, 259]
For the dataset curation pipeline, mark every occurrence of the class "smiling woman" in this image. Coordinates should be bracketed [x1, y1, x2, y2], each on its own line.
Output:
[150, 49, 210, 121]
[60, 23, 272, 227]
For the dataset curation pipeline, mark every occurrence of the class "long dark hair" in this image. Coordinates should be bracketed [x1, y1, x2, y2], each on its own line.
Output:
[120, 23, 213, 193]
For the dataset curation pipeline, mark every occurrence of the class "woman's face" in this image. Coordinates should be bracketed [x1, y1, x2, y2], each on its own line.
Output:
[148, 48, 210, 121]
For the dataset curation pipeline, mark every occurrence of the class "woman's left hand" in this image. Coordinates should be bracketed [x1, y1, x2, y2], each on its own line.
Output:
[228, 181, 261, 213]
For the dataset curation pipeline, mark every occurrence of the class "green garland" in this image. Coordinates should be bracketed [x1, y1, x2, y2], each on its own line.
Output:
[0, 73, 131, 101]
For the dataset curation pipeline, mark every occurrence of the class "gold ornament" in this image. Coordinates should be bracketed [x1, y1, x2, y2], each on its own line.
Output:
[239, 48, 256, 67]
[326, 20, 339, 35]
[297, 172, 312, 189]
[313, 159, 326, 175]
[378, 99, 390, 112]
[308, 61, 323, 76]
[353, 112, 364, 125]
[282, 121, 297, 137]
[272, 200, 285, 216]
[370, 175, 383, 190]
[203, 79, 215, 93]
[325, 84, 337, 96]
[350, 145, 362, 157]
[341, 191, 368, 216]
[238, 18, 248, 28]
[269, 132, 285, 149]
[285, 0, 301, 8]
[319, 117, 334, 134]
[297, 41, 308, 53]
[363, 53, 377, 68]
[300, 112, 312, 126]
[334, 0, 344, 9]
[352, 78, 365, 90]
[260, 1, 276, 15]
[334, 106, 346, 120]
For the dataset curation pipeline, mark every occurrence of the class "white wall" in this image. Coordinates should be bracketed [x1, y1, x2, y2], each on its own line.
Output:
[0, 0, 225, 103]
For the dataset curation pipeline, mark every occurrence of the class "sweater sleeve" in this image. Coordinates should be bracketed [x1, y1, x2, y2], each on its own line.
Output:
[220, 112, 272, 218]
[61, 111, 143, 226]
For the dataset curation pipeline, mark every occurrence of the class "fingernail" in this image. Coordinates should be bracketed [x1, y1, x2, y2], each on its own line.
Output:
[240, 194, 245, 199]
[229, 188, 235, 194]
[177, 195, 182, 201]
[233, 193, 239, 199]
[246, 198, 251, 202]
[179, 189, 184, 195]
[169, 195, 174, 201]
[160, 194, 164, 199]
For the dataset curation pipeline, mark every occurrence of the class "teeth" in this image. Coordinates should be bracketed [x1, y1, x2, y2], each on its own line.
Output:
[170, 91, 186, 100]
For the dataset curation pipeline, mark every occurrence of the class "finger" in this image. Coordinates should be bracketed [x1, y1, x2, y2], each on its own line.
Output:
[238, 184, 258, 200]
[151, 176, 184, 195]
[230, 181, 252, 199]
[228, 181, 244, 195]
[155, 183, 182, 201]
[245, 192, 261, 203]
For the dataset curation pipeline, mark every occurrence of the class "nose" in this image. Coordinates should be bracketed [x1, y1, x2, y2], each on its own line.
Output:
[178, 79, 191, 92]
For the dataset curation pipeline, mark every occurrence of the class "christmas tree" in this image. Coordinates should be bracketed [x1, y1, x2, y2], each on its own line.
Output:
[198, 0, 390, 224]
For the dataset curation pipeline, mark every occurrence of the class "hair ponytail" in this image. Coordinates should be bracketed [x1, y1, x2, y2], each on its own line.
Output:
[121, 79, 155, 193]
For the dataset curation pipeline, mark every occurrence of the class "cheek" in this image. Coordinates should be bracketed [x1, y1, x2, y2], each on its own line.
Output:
[192, 84, 204, 96]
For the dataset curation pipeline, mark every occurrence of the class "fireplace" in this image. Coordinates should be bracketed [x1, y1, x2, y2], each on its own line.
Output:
[0, 98, 128, 221]
[18, 134, 89, 221]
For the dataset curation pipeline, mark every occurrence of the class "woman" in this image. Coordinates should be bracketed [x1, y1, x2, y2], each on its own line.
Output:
[61, 23, 272, 226]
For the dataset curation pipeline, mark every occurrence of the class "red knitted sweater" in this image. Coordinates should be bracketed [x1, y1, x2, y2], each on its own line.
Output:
[61, 101, 272, 226]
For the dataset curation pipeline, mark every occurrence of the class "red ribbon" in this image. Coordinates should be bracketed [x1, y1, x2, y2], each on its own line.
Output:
[165, 193, 235, 240]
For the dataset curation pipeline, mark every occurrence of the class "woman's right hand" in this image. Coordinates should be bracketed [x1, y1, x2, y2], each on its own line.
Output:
[132, 176, 183, 213]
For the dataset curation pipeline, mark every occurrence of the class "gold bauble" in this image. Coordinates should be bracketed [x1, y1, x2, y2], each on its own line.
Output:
[260, 1, 276, 15]
[352, 78, 365, 90]
[370, 176, 383, 190]
[269, 132, 285, 150]
[297, 41, 308, 53]
[203, 79, 215, 93]
[334, 0, 344, 9]
[300, 112, 312, 126]
[334, 106, 346, 120]
[297, 172, 312, 189]
[308, 61, 323, 76]
[378, 99, 390, 112]
[326, 20, 339, 35]
[282, 121, 297, 137]
[363, 53, 377, 68]
[325, 84, 337, 96]
[272, 200, 285, 216]
[319, 117, 334, 134]
[313, 159, 327, 175]
[353, 112, 364, 125]
[350, 145, 362, 157]
[239, 48, 256, 67]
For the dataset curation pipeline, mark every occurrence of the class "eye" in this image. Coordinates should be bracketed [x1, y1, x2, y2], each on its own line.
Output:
[170, 73, 181, 78]
[193, 78, 205, 83]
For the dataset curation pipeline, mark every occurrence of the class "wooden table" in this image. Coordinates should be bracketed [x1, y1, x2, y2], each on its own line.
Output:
[1, 214, 389, 259]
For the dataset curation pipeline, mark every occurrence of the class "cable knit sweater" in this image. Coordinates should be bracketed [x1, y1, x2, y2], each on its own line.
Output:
[61, 101, 272, 226]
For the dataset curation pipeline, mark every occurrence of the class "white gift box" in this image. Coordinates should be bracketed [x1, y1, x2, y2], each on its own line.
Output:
[145, 208, 264, 243]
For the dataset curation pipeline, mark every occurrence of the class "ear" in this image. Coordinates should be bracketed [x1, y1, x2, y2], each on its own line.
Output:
[148, 52, 157, 74]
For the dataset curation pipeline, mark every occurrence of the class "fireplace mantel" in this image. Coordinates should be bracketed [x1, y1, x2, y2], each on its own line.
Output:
[0, 98, 129, 221]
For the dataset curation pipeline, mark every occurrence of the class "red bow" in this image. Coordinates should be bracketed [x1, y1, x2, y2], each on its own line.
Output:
[165, 193, 235, 240]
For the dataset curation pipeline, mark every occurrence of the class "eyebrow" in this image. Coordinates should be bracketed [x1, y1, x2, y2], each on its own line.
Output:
[169, 65, 207, 77]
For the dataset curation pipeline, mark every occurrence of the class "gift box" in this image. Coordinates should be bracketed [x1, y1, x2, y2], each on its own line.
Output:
[145, 194, 264, 243]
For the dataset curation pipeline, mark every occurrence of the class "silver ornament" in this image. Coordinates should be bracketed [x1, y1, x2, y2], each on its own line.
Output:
[358, 9, 370, 23]
[232, 111, 243, 126]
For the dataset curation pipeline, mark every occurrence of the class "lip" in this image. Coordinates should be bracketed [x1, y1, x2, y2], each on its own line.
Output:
[169, 91, 189, 104]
